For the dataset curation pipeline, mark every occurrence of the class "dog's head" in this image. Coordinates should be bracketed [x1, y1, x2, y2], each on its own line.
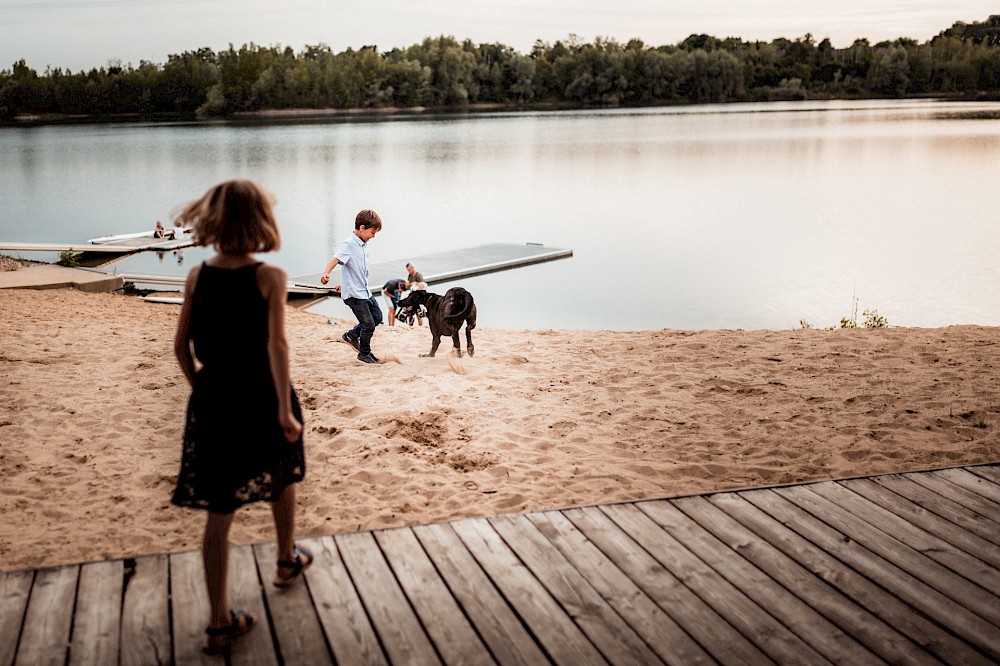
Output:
[396, 290, 431, 309]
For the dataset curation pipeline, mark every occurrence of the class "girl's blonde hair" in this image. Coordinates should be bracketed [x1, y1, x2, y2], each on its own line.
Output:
[175, 179, 280, 254]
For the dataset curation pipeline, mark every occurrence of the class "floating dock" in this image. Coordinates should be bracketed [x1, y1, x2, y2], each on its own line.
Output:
[115, 273, 330, 302]
[0, 242, 572, 301]
[0, 238, 195, 268]
[290, 242, 573, 294]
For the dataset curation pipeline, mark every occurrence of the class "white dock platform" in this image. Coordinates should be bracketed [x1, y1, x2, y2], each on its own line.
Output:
[117, 273, 330, 300]
[0, 238, 196, 268]
[290, 242, 573, 294]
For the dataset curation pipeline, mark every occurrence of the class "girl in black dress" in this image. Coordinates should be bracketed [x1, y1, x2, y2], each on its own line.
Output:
[171, 179, 311, 655]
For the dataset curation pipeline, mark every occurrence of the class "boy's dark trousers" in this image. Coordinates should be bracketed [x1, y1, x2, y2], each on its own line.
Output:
[343, 296, 383, 354]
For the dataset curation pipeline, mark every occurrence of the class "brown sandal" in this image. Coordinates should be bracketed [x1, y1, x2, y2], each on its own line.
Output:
[274, 544, 314, 588]
[203, 609, 256, 654]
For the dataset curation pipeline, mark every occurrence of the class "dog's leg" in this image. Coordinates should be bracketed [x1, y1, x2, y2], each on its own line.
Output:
[466, 307, 477, 357]
[452, 331, 462, 358]
[421, 336, 441, 358]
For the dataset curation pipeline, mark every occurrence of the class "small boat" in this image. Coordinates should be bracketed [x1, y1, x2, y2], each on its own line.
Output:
[88, 230, 156, 244]
[88, 227, 190, 245]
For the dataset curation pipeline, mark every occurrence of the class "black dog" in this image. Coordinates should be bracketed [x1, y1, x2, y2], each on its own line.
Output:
[396, 288, 476, 357]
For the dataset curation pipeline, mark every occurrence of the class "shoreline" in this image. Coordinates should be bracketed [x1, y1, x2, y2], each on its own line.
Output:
[3, 93, 990, 128]
[1, 287, 998, 571]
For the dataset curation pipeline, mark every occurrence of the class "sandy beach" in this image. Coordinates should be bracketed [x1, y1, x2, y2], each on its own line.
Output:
[1, 287, 997, 572]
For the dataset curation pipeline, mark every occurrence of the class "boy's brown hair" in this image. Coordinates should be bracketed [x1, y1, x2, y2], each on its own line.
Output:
[176, 179, 280, 254]
[355, 209, 382, 230]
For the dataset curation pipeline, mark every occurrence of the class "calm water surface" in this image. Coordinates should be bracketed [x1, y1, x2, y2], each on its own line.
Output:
[2, 99, 998, 330]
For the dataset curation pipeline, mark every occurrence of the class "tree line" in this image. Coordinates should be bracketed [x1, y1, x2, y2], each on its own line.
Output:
[1, 15, 998, 120]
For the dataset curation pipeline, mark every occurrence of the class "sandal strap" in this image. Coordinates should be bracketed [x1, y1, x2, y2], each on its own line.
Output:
[277, 545, 312, 571]
[276, 557, 302, 571]
[206, 610, 249, 636]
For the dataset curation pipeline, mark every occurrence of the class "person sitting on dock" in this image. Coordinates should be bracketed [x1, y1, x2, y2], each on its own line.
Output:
[153, 220, 167, 239]
[170, 219, 186, 240]
[382, 277, 407, 326]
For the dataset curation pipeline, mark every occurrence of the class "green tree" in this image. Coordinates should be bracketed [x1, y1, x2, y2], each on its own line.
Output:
[161, 49, 218, 112]
[0, 60, 40, 116]
[870, 45, 910, 95]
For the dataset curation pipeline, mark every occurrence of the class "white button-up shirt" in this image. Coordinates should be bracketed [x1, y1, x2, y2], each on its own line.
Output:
[334, 233, 371, 299]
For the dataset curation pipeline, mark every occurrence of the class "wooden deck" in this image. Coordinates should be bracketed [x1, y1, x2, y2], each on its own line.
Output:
[2, 464, 998, 665]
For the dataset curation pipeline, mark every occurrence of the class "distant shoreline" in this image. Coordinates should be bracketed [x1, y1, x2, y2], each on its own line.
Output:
[6, 92, 996, 128]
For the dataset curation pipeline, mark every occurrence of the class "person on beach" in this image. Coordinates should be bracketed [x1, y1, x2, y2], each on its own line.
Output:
[171, 179, 310, 655]
[403, 262, 426, 326]
[320, 210, 383, 363]
[382, 277, 407, 326]
[405, 262, 426, 290]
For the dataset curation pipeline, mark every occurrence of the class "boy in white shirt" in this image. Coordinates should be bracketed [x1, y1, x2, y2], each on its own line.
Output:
[320, 210, 383, 364]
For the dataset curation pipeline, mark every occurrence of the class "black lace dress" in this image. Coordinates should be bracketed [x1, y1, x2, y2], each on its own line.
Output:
[171, 262, 305, 513]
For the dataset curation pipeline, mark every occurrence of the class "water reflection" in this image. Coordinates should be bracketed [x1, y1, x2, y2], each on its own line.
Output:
[1, 99, 998, 330]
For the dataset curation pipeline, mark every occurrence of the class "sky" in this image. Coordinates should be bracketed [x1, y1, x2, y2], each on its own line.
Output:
[1, 0, 996, 72]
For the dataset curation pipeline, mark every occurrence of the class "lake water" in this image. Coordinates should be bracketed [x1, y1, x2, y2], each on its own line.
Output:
[2, 99, 999, 331]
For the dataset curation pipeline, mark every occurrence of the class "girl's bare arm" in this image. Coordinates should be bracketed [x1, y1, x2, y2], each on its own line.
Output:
[260, 264, 302, 443]
[173, 266, 199, 386]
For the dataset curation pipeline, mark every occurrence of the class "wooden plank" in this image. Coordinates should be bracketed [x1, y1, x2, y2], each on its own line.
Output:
[601, 502, 827, 665]
[843, 478, 1000, 568]
[934, 468, 1000, 504]
[904, 470, 1000, 522]
[14, 565, 78, 666]
[490, 514, 664, 666]
[335, 531, 442, 666]
[412, 522, 549, 666]
[374, 527, 493, 666]
[0, 570, 33, 666]
[707, 492, 953, 665]
[801, 483, 1000, 623]
[253, 541, 333, 665]
[871, 474, 1000, 546]
[69, 560, 122, 666]
[298, 536, 387, 665]
[564, 506, 768, 664]
[451, 517, 606, 666]
[167, 550, 217, 666]
[120, 555, 171, 666]
[527, 510, 713, 666]
[651, 498, 881, 665]
[227, 543, 278, 665]
[968, 465, 1000, 483]
[743, 488, 1000, 662]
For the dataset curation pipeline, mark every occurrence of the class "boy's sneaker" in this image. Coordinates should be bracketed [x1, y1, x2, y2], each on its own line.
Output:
[341, 332, 360, 352]
[357, 353, 380, 364]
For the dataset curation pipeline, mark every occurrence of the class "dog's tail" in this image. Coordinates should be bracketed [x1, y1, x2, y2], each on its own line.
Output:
[444, 288, 474, 321]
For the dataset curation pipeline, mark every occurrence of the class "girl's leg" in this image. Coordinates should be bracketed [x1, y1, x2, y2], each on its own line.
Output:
[203, 511, 235, 629]
[272, 483, 314, 587]
[271, 483, 297, 563]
